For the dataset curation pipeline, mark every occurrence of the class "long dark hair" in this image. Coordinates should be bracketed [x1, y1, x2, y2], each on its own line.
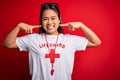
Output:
[39, 3, 64, 34]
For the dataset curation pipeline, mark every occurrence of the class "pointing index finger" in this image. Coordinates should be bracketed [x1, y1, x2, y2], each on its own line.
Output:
[33, 25, 41, 28]
[59, 23, 68, 27]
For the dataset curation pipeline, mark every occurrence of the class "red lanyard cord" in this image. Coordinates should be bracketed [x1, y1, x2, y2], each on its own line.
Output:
[44, 33, 59, 75]
[45, 33, 59, 51]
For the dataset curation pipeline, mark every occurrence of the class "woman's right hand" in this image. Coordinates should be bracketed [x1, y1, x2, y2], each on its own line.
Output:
[4, 22, 41, 48]
[17, 23, 41, 34]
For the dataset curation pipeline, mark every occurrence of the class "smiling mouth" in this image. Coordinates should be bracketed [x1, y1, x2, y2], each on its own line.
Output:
[47, 25, 54, 30]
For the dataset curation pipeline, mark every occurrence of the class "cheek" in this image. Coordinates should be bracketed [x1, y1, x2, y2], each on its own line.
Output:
[54, 21, 60, 28]
[42, 22, 46, 29]
[54, 19, 60, 25]
[42, 21, 47, 27]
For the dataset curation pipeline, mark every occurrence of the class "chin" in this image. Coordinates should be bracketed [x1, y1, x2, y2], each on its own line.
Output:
[46, 31, 58, 35]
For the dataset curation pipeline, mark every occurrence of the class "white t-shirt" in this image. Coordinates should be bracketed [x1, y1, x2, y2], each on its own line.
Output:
[16, 33, 88, 80]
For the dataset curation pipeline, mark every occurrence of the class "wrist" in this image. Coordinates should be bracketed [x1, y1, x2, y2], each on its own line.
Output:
[16, 23, 22, 31]
[79, 22, 86, 29]
[17, 22, 25, 29]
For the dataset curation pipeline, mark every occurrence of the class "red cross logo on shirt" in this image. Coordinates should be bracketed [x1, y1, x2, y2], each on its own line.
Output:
[45, 49, 60, 63]
[45, 49, 60, 75]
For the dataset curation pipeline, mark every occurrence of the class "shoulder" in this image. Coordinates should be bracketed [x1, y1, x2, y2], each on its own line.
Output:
[17, 33, 43, 41]
[62, 34, 88, 42]
[20, 33, 42, 38]
[26, 33, 40, 37]
[62, 34, 83, 38]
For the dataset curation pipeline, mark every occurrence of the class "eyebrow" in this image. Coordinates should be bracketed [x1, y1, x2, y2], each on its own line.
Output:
[42, 16, 57, 18]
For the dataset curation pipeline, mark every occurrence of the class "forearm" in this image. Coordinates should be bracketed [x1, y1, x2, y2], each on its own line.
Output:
[80, 23, 101, 47]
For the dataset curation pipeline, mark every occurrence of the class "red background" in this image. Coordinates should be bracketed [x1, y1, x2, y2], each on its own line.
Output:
[0, 0, 120, 80]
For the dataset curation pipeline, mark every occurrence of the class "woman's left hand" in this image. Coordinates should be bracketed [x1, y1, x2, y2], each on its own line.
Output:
[60, 22, 83, 31]
[60, 22, 101, 47]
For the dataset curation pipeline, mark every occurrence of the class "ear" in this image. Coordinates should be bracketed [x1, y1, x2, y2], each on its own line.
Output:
[59, 20, 61, 24]
[59, 16, 62, 24]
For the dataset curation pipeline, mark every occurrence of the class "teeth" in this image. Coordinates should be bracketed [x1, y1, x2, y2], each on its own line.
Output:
[47, 25, 54, 29]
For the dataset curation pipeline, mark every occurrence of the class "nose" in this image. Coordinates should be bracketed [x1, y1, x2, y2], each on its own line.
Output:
[48, 19, 52, 25]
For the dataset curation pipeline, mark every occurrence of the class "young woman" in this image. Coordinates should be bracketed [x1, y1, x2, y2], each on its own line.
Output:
[4, 3, 101, 80]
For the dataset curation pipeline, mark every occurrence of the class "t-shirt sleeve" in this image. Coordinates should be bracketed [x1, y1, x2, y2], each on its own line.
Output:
[16, 35, 29, 51]
[71, 35, 88, 51]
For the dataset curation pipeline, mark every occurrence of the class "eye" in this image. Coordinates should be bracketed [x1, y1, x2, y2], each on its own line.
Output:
[42, 18, 48, 20]
[42, 17, 48, 21]
[52, 17, 56, 20]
